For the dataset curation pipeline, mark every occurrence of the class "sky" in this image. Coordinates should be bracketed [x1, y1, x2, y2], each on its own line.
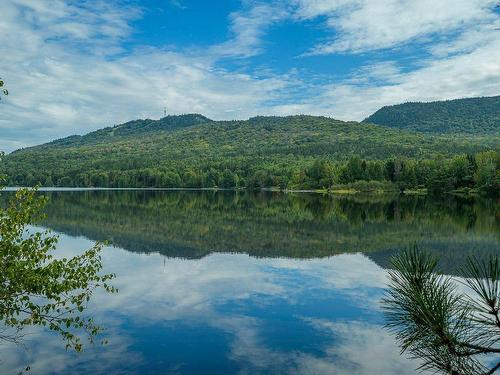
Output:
[0, 0, 499, 152]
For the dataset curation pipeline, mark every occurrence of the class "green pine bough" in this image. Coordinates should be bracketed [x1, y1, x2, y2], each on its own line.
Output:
[383, 246, 500, 375]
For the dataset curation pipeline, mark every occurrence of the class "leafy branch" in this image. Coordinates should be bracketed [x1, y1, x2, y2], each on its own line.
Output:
[0, 186, 117, 351]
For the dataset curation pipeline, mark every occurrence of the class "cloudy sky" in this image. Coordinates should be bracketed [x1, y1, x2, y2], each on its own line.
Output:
[1, 0, 499, 152]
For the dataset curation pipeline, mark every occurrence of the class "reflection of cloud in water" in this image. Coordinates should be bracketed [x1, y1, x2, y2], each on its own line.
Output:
[269, 254, 389, 309]
[295, 320, 420, 375]
[0, 323, 141, 374]
[210, 318, 420, 375]
[2, 230, 418, 374]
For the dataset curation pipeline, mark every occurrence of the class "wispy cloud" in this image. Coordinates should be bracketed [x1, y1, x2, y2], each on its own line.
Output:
[210, 2, 288, 58]
[292, 0, 498, 54]
[169, 0, 186, 9]
[272, 26, 500, 120]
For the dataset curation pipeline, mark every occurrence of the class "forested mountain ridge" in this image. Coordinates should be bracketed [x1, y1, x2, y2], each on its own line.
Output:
[21, 113, 212, 150]
[9, 114, 495, 156]
[2, 114, 498, 194]
[364, 96, 500, 134]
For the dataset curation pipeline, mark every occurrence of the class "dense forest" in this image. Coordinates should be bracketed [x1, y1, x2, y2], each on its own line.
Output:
[364, 95, 500, 134]
[1, 113, 498, 194]
[1, 190, 495, 274]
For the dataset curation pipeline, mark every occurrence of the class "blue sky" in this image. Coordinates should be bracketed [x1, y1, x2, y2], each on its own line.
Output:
[1, 0, 499, 151]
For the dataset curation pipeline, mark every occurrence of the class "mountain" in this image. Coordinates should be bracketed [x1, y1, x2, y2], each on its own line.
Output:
[364, 96, 500, 134]
[2, 114, 497, 192]
[44, 114, 212, 147]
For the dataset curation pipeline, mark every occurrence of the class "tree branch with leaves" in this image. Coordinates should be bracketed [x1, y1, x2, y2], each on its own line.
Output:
[1, 151, 117, 352]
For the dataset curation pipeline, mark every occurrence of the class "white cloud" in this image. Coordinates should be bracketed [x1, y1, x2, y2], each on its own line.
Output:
[269, 23, 500, 120]
[169, 0, 186, 10]
[211, 3, 288, 58]
[293, 0, 498, 54]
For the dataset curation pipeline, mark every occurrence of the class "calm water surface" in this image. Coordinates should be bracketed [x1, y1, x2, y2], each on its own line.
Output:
[1, 190, 498, 374]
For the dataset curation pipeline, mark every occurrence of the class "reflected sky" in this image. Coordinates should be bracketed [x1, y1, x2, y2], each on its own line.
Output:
[1, 191, 498, 374]
[2, 230, 421, 375]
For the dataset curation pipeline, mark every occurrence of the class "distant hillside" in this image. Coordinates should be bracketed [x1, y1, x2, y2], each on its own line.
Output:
[44, 114, 212, 148]
[2, 114, 497, 193]
[364, 96, 500, 134]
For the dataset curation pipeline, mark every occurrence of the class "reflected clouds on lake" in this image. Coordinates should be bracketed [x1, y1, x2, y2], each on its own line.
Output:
[3, 231, 415, 375]
[2, 191, 497, 374]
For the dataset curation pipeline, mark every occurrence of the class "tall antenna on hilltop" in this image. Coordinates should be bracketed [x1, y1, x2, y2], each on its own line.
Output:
[164, 106, 167, 117]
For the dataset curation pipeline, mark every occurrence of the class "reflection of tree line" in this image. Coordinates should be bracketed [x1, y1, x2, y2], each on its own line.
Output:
[27, 191, 498, 266]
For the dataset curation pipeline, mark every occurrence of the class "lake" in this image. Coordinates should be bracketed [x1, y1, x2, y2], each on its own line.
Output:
[1, 190, 498, 374]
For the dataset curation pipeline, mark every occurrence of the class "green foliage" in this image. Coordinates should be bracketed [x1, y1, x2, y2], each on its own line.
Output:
[1, 115, 497, 194]
[364, 95, 500, 135]
[383, 246, 500, 374]
[0, 187, 116, 350]
[474, 150, 499, 194]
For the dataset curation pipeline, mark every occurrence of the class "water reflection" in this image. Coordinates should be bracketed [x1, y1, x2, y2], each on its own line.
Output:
[2, 236, 416, 374]
[0, 191, 498, 374]
[37, 190, 499, 272]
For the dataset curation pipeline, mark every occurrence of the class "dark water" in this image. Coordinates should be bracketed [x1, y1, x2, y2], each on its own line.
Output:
[1, 190, 498, 374]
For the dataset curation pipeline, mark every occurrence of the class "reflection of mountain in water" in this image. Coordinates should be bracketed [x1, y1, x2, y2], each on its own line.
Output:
[2, 190, 496, 271]
[15, 190, 497, 273]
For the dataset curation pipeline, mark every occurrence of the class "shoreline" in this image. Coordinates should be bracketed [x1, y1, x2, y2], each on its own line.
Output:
[1, 186, 411, 196]
[1, 186, 490, 197]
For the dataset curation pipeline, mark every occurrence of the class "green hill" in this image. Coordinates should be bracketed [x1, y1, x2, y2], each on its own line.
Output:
[46, 114, 212, 147]
[364, 96, 500, 134]
[2, 114, 498, 193]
